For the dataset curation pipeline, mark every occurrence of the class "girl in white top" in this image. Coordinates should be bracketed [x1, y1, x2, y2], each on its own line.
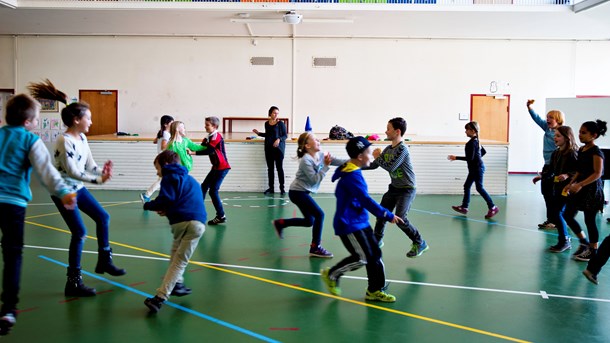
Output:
[28, 79, 126, 297]
[272, 132, 346, 258]
[141, 115, 174, 202]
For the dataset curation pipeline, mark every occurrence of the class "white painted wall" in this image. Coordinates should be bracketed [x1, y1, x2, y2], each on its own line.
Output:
[1, 35, 609, 172]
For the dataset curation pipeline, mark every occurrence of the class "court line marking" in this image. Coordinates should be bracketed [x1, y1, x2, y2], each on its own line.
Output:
[37, 256, 280, 343]
[23, 233, 528, 343]
[25, 245, 610, 304]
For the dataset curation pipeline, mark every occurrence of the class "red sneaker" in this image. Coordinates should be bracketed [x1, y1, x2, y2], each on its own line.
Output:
[485, 206, 499, 219]
[451, 205, 469, 215]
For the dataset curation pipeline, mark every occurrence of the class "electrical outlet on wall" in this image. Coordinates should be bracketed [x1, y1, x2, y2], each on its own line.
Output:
[459, 112, 469, 120]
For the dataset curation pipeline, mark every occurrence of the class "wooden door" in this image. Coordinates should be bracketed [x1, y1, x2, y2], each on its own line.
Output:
[79, 90, 118, 136]
[470, 94, 510, 142]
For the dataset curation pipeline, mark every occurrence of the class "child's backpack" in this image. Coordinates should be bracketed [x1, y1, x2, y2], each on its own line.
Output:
[329, 125, 354, 140]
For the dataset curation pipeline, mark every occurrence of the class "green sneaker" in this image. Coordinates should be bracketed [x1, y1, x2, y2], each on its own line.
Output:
[365, 289, 396, 303]
[406, 240, 429, 258]
[320, 268, 341, 296]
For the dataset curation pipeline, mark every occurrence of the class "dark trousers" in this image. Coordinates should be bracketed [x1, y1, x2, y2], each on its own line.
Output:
[587, 234, 610, 274]
[374, 186, 423, 245]
[540, 164, 554, 222]
[563, 206, 599, 244]
[283, 190, 325, 245]
[461, 166, 494, 209]
[201, 169, 229, 218]
[0, 204, 25, 314]
[264, 148, 284, 191]
[328, 227, 385, 293]
[51, 187, 110, 269]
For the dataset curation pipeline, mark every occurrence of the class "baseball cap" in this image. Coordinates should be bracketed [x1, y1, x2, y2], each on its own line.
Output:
[346, 136, 372, 158]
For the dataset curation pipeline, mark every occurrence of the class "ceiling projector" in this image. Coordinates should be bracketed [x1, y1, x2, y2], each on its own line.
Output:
[283, 11, 302, 25]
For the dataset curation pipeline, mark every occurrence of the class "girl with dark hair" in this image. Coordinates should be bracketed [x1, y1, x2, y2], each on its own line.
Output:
[544, 126, 579, 253]
[252, 106, 287, 195]
[29, 80, 126, 297]
[448, 121, 499, 219]
[272, 132, 346, 258]
[141, 115, 174, 202]
[563, 119, 607, 262]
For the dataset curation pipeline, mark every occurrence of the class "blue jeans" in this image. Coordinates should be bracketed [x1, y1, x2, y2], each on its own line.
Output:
[0, 204, 25, 314]
[283, 190, 325, 245]
[461, 166, 494, 209]
[51, 187, 110, 269]
[550, 193, 569, 243]
[374, 185, 423, 245]
[201, 169, 229, 218]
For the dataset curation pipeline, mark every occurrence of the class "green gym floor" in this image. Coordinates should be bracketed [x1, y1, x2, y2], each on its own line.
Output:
[3, 175, 610, 343]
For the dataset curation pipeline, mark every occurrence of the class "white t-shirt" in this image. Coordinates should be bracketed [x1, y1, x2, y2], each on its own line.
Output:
[157, 130, 171, 153]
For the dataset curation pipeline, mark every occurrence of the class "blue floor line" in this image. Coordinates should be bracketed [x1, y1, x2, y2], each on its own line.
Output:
[38, 255, 281, 343]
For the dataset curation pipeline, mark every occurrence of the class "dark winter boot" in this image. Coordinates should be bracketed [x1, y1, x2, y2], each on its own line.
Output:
[65, 268, 96, 297]
[95, 248, 126, 276]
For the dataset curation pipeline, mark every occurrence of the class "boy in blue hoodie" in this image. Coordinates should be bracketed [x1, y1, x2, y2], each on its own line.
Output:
[0, 94, 76, 335]
[321, 136, 403, 302]
[143, 150, 206, 313]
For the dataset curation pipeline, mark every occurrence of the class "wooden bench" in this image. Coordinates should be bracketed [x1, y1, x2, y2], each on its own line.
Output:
[222, 117, 289, 134]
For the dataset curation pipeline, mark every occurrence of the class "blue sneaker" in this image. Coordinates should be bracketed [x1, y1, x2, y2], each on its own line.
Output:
[406, 240, 429, 258]
[140, 192, 151, 203]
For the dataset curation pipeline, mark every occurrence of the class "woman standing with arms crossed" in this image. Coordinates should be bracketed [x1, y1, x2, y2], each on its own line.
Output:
[253, 106, 287, 195]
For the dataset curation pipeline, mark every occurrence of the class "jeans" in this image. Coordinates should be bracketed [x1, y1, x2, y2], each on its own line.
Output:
[461, 166, 494, 209]
[157, 220, 205, 300]
[0, 204, 25, 314]
[328, 227, 386, 293]
[284, 190, 325, 245]
[550, 194, 569, 243]
[264, 148, 285, 192]
[373, 185, 423, 245]
[201, 169, 229, 218]
[51, 187, 110, 269]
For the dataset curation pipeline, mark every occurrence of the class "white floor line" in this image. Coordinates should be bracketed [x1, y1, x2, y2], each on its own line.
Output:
[25, 244, 610, 304]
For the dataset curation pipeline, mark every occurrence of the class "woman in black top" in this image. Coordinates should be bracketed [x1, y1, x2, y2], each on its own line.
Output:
[252, 106, 287, 195]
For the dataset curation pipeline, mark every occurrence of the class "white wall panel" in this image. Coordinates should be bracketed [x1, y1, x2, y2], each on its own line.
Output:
[88, 140, 507, 195]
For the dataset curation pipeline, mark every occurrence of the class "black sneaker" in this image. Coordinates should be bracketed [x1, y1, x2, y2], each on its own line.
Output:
[263, 189, 274, 195]
[572, 244, 588, 257]
[171, 283, 192, 297]
[144, 296, 165, 313]
[0, 313, 16, 336]
[574, 247, 593, 262]
[583, 269, 598, 285]
[207, 216, 226, 225]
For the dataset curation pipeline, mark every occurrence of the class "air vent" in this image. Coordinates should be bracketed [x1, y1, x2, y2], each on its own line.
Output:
[250, 57, 274, 66]
[313, 57, 337, 68]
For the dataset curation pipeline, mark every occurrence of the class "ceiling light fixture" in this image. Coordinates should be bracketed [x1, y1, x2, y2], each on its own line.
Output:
[283, 11, 302, 25]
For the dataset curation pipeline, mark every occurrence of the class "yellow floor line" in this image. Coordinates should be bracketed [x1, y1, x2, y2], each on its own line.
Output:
[25, 216, 531, 343]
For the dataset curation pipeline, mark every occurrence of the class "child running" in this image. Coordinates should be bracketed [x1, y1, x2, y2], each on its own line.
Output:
[141, 115, 174, 203]
[448, 121, 500, 219]
[563, 120, 606, 262]
[28, 80, 126, 297]
[272, 132, 347, 258]
[143, 150, 206, 313]
[196, 116, 231, 225]
[536, 126, 578, 253]
[166, 121, 208, 172]
[368, 117, 429, 256]
[0, 94, 77, 336]
[321, 136, 403, 302]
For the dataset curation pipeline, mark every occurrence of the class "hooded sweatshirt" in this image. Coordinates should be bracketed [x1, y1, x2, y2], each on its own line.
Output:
[331, 161, 394, 235]
[143, 163, 206, 225]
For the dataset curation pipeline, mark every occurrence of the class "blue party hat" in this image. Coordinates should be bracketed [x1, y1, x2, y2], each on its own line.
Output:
[305, 116, 312, 132]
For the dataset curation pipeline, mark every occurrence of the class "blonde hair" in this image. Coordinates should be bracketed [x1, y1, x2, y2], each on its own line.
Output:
[168, 121, 184, 147]
[547, 110, 565, 126]
[296, 132, 313, 158]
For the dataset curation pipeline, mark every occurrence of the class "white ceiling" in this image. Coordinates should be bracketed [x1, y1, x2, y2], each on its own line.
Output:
[0, 2, 609, 40]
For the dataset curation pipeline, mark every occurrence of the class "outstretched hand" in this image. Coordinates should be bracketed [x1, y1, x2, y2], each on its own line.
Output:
[390, 215, 404, 225]
[526, 99, 535, 107]
[61, 193, 77, 210]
